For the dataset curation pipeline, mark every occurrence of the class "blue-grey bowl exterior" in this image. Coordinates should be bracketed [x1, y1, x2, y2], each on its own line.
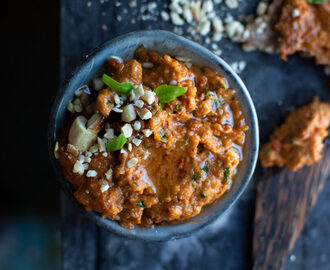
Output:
[48, 30, 259, 241]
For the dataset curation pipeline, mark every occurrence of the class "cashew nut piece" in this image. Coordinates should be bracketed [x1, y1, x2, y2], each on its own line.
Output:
[68, 113, 104, 152]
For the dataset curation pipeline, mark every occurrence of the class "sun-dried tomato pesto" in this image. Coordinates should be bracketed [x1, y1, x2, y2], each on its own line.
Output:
[55, 46, 248, 229]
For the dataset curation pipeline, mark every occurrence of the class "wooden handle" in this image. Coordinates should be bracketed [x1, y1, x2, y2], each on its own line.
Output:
[253, 146, 330, 270]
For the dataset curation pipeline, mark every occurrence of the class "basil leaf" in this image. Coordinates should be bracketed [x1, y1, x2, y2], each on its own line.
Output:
[307, 0, 324, 4]
[154, 84, 188, 103]
[102, 74, 134, 94]
[106, 134, 127, 151]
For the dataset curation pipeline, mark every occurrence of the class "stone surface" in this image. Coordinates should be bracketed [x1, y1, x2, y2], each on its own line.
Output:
[61, 0, 330, 269]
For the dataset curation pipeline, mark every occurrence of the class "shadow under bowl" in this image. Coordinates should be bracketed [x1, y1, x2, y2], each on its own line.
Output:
[48, 30, 259, 241]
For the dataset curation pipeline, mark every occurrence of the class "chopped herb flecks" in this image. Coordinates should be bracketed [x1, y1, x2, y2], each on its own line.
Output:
[224, 167, 230, 182]
[107, 100, 112, 105]
[202, 165, 209, 174]
[160, 128, 168, 142]
[136, 201, 145, 208]
[175, 104, 182, 112]
[200, 193, 206, 198]
[213, 98, 224, 111]
[192, 173, 201, 182]
[133, 182, 139, 187]
[264, 146, 271, 153]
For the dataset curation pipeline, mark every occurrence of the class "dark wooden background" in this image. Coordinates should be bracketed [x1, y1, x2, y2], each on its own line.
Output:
[60, 1, 330, 269]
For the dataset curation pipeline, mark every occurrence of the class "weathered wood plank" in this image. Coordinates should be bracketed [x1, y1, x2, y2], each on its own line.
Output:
[253, 146, 330, 270]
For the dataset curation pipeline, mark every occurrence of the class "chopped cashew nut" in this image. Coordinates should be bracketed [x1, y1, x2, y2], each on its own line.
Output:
[68, 116, 98, 152]
[141, 91, 156, 105]
[137, 108, 152, 120]
[142, 129, 153, 137]
[73, 160, 85, 175]
[86, 170, 98, 177]
[121, 104, 137, 122]
[121, 124, 133, 138]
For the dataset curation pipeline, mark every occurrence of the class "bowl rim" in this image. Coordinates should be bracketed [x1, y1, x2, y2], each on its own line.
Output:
[48, 30, 259, 241]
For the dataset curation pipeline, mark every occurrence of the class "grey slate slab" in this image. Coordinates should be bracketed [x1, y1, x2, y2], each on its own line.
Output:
[61, 1, 330, 269]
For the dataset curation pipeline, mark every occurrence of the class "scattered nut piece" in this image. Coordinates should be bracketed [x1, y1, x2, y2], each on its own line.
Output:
[105, 168, 113, 180]
[113, 107, 123, 113]
[199, 20, 211, 36]
[100, 183, 110, 192]
[292, 9, 300, 18]
[86, 170, 98, 178]
[256, 1, 268, 16]
[97, 137, 106, 152]
[67, 101, 75, 113]
[212, 16, 223, 33]
[73, 160, 85, 175]
[134, 100, 144, 108]
[121, 123, 133, 138]
[142, 129, 153, 137]
[121, 104, 137, 122]
[141, 91, 156, 105]
[225, 0, 239, 9]
[138, 108, 152, 120]
[171, 12, 185, 25]
[134, 85, 145, 99]
[133, 121, 142, 131]
[128, 142, 133, 152]
[132, 138, 142, 146]
[225, 21, 244, 41]
[161, 11, 170, 21]
[69, 116, 98, 152]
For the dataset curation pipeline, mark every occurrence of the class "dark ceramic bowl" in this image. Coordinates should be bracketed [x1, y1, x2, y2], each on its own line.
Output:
[49, 30, 259, 241]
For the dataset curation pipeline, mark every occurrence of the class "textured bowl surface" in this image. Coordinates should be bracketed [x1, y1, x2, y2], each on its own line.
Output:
[49, 30, 259, 241]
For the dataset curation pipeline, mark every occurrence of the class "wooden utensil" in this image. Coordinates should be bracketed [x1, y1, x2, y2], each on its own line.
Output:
[253, 146, 330, 270]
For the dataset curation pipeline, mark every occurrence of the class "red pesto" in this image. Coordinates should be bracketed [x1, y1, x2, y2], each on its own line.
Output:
[56, 46, 248, 229]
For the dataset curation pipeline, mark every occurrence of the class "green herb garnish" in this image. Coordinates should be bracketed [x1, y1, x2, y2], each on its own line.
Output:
[102, 74, 134, 94]
[106, 134, 127, 151]
[107, 100, 112, 105]
[202, 165, 209, 174]
[136, 201, 145, 208]
[307, 0, 324, 4]
[214, 98, 224, 107]
[192, 173, 201, 182]
[200, 193, 206, 198]
[184, 141, 189, 145]
[175, 104, 182, 112]
[154, 84, 188, 103]
[160, 128, 168, 142]
[133, 182, 139, 187]
[264, 146, 271, 153]
[224, 167, 230, 181]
